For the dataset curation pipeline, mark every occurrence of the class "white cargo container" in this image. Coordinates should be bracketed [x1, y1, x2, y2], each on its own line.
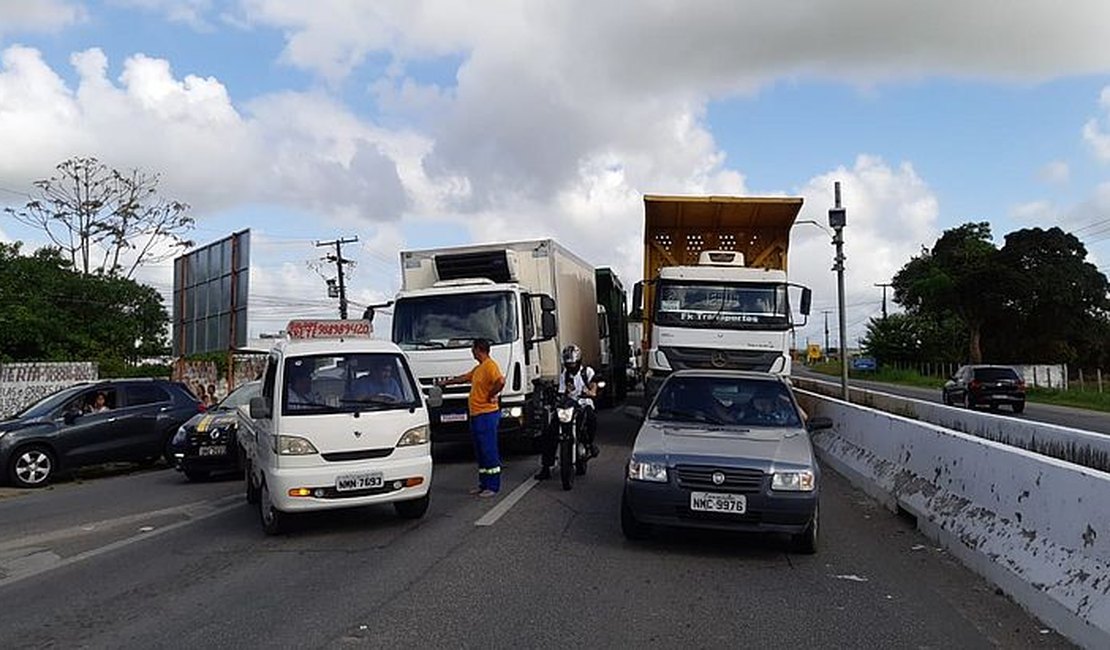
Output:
[391, 239, 599, 442]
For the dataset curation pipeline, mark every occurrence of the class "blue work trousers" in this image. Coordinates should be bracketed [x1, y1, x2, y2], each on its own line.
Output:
[470, 411, 502, 492]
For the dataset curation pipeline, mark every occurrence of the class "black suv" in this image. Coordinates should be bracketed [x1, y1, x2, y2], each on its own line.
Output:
[942, 365, 1026, 413]
[0, 379, 204, 488]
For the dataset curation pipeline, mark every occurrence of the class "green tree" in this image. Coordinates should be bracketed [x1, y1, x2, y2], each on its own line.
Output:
[892, 223, 1009, 363]
[0, 242, 169, 366]
[861, 311, 966, 364]
[4, 156, 194, 278]
[995, 227, 1110, 364]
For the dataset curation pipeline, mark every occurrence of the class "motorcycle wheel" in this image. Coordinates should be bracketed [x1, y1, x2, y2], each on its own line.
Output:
[559, 437, 575, 491]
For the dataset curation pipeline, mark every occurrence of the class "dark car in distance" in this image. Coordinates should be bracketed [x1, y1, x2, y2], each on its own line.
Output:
[942, 365, 1026, 413]
[621, 370, 831, 553]
[0, 379, 205, 488]
[171, 381, 260, 481]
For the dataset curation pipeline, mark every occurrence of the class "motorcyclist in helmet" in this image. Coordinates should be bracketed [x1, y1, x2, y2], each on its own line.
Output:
[534, 344, 600, 480]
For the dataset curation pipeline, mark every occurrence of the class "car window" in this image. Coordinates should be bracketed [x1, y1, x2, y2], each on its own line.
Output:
[650, 376, 801, 428]
[973, 367, 1020, 382]
[126, 384, 171, 406]
[70, 388, 119, 414]
[219, 382, 260, 409]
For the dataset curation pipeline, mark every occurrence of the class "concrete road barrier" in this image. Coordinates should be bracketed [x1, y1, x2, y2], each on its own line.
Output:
[794, 388, 1110, 649]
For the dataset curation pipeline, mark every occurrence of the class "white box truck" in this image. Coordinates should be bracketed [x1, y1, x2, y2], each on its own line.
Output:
[390, 239, 599, 442]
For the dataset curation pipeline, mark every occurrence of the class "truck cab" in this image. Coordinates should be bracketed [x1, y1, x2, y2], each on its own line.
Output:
[633, 196, 812, 401]
[240, 319, 441, 535]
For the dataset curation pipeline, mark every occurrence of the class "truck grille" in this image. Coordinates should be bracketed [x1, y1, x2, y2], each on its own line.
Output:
[659, 347, 780, 372]
[675, 465, 765, 493]
[321, 448, 394, 462]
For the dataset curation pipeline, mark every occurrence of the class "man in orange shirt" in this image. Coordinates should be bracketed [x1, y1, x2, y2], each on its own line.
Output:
[438, 338, 505, 497]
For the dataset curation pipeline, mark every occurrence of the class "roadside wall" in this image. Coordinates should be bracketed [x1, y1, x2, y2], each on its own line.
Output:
[793, 376, 1110, 473]
[794, 389, 1110, 649]
[0, 362, 98, 417]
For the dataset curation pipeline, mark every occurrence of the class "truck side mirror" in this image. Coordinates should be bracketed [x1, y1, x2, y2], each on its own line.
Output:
[539, 295, 556, 312]
[800, 287, 812, 316]
[541, 312, 558, 339]
[426, 385, 444, 409]
[249, 396, 272, 419]
[630, 282, 644, 321]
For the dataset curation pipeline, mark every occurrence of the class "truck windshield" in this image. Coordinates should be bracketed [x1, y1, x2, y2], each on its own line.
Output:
[392, 291, 517, 349]
[654, 281, 790, 330]
[283, 354, 420, 416]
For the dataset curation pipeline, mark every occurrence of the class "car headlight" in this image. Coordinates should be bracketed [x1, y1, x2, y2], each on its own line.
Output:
[772, 470, 815, 491]
[628, 458, 668, 482]
[500, 406, 524, 419]
[397, 425, 429, 447]
[556, 407, 576, 423]
[277, 435, 319, 456]
[171, 426, 188, 446]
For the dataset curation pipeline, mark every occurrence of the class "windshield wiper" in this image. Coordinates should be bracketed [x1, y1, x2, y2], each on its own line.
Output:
[287, 400, 342, 412]
[340, 396, 404, 406]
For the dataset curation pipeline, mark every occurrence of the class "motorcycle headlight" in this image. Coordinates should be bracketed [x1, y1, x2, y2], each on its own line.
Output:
[397, 425, 429, 447]
[772, 470, 815, 492]
[277, 435, 319, 456]
[556, 407, 576, 423]
[171, 426, 187, 446]
[628, 458, 668, 482]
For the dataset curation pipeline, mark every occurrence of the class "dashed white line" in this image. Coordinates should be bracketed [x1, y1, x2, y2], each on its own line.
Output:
[474, 477, 539, 527]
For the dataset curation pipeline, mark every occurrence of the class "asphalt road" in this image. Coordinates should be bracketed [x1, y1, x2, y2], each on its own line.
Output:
[793, 368, 1110, 435]
[0, 406, 1072, 649]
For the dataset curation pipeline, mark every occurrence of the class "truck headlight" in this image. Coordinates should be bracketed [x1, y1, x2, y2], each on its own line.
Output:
[556, 407, 575, 423]
[772, 470, 815, 491]
[500, 406, 524, 419]
[397, 425, 429, 447]
[651, 350, 672, 371]
[277, 435, 319, 456]
[628, 458, 668, 482]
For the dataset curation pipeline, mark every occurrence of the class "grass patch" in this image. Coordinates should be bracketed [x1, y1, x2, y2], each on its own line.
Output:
[807, 362, 1110, 413]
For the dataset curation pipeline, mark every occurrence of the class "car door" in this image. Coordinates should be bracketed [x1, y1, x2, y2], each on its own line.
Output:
[54, 387, 128, 467]
[121, 383, 177, 460]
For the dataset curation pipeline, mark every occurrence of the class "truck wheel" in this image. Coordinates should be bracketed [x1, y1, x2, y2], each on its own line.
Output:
[259, 481, 286, 535]
[394, 495, 430, 519]
[559, 438, 574, 491]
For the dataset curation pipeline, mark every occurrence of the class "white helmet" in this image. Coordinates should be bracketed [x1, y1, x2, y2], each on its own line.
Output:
[561, 344, 582, 366]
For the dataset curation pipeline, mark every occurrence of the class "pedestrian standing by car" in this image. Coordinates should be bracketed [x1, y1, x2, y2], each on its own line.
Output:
[438, 339, 505, 497]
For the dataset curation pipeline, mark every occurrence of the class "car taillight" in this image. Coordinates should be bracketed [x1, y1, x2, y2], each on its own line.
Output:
[969, 380, 981, 391]
[1017, 380, 1026, 389]
[197, 402, 207, 413]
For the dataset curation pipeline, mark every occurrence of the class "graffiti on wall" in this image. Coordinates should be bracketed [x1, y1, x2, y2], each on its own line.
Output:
[0, 362, 99, 418]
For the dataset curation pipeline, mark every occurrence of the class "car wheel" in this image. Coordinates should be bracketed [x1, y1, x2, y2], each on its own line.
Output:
[244, 461, 261, 505]
[620, 494, 651, 541]
[259, 481, 286, 536]
[792, 505, 819, 554]
[394, 495, 430, 519]
[1013, 402, 1025, 414]
[8, 445, 56, 488]
[184, 469, 208, 482]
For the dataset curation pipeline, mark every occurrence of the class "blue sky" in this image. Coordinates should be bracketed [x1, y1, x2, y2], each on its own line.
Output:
[2, 0, 1110, 347]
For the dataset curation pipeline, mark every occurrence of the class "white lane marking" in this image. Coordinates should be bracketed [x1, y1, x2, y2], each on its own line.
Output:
[475, 477, 539, 527]
[0, 498, 240, 589]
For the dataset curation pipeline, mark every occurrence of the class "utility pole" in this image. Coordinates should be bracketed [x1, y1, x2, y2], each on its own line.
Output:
[875, 282, 892, 319]
[828, 182, 849, 401]
[822, 310, 831, 355]
[316, 236, 359, 319]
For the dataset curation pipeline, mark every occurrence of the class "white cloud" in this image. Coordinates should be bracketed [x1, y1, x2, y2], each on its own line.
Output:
[0, 45, 411, 221]
[109, 0, 215, 30]
[1010, 200, 1059, 225]
[0, 0, 85, 34]
[1083, 86, 1110, 162]
[1038, 160, 1070, 185]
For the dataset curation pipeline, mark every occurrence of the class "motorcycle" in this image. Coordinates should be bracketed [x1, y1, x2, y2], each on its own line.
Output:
[551, 380, 605, 491]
